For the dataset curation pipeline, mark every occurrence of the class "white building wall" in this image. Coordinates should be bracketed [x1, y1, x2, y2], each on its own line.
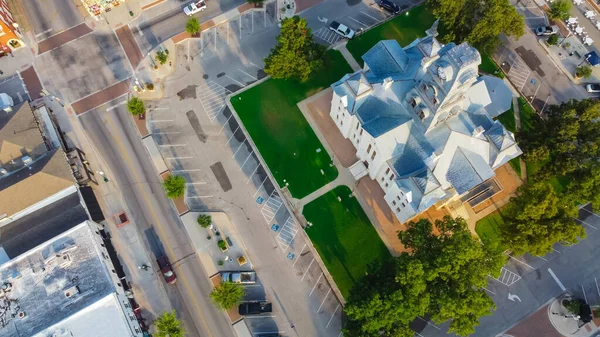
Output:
[384, 183, 414, 222]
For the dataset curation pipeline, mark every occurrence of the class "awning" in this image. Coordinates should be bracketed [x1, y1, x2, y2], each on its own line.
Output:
[585, 51, 600, 67]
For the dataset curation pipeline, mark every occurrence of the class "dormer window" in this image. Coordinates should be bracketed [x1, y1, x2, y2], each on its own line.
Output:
[418, 110, 426, 121]
[410, 98, 417, 108]
[432, 97, 438, 105]
[422, 83, 428, 91]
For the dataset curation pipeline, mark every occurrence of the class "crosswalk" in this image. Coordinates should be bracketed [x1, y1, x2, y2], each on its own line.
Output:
[277, 216, 299, 250]
[494, 267, 522, 286]
[260, 190, 283, 224]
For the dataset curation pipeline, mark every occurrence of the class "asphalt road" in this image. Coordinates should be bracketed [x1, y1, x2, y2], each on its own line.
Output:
[21, 0, 84, 40]
[78, 101, 237, 337]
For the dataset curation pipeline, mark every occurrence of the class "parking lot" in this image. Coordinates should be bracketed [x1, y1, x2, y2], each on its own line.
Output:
[418, 206, 600, 337]
[0, 74, 30, 105]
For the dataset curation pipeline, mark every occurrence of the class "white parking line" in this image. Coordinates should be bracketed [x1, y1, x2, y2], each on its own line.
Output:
[246, 164, 261, 183]
[348, 16, 369, 27]
[417, 317, 440, 330]
[595, 278, 600, 298]
[35, 28, 53, 38]
[239, 151, 255, 170]
[309, 273, 324, 297]
[253, 175, 269, 197]
[484, 287, 496, 295]
[248, 61, 261, 69]
[360, 10, 379, 20]
[548, 268, 566, 291]
[552, 247, 562, 254]
[326, 305, 340, 328]
[300, 258, 315, 281]
[508, 255, 535, 269]
[291, 244, 307, 267]
[582, 284, 588, 303]
[225, 75, 246, 87]
[575, 218, 598, 230]
[238, 68, 258, 81]
[580, 207, 600, 219]
[225, 126, 240, 146]
[233, 139, 247, 157]
[16, 92, 22, 102]
[217, 114, 234, 134]
[153, 132, 181, 135]
[317, 288, 331, 313]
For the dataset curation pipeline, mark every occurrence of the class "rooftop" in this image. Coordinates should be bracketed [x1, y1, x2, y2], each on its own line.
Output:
[0, 102, 74, 219]
[0, 221, 122, 337]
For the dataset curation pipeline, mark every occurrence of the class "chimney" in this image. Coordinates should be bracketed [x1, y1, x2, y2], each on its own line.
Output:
[383, 77, 393, 90]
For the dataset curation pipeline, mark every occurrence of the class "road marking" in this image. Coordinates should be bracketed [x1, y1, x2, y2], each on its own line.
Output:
[253, 175, 268, 197]
[508, 293, 521, 302]
[246, 164, 261, 184]
[225, 75, 246, 87]
[291, 244, 307, 267]
[317, 288, 331, 313]
[508, 255, 535, 269]
[575, 218, 598, 229]
[417, 316, 440, 330]
[137, 24, 144, 36]
[309, 273, 323, 297]
[300, 258, 316, 281]
[582, 285, 588, 304]
[225, 126, 240, 146]
[360, 10, 379, 20]
[580, 207, 600, 219]
[35, 28, 53, 38]
[552, 247, 562, 254]
[484, 287, 496, 295]
[348, 16, 369, 27]
[248, 61, 261, 69]
[595, 278, 600, 298]
[548, 268, 566, 291]
[240, 151, 254, 170]
[537, 255, 548, 261]
[233, 139, 247, 157]
[104, 115, 215, 337]
[16, 92, 22, 102]
[217, 114, 234, 135]
[326, 304, 339, 328]
[237, 68, 257, 81]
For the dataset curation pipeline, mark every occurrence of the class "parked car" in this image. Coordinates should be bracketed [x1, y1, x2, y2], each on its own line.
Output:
[378, 0, 399, 14]
[238, 302, 273, 315]
[221, 271, 256, 284]
[329, 21, 355, 39]
[157, 256, 177, 284]
[535, 25, 559, 36]
[586, 83, 600, 93]
[183, 0, 206, 15]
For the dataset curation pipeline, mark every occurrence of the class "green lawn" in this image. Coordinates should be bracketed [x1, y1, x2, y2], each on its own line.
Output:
[303, 185, 391, 298]
[475, 211, 505, 249]
[495, 102, 516, 133]
[230, 50, 352, 199]
[517, 97, 537, 132]
[479, 52, 505, 79]
[346, 5, 442, 66]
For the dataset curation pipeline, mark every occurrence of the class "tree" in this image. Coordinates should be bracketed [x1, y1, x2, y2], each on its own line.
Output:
[499, 182, 585, 256]
[344, 217, 504, 337]
[547, 34, 559, 45]
[576, 65, 593, 79]
[126, 97, 146, 116]
[399, 217, 505, 336]
[210, 282, 245, 310]
[154, 310, 185, 337]
[566, 164, 600, 211]
[427, 0, 524, 53]
[163, 175, 186, 199]
[156, 49, 169, 65]
[186, 17, 200, 35]
[549, 0, 571, 20]
[264, 16, 326, 82]
[197, 214, 212, 228]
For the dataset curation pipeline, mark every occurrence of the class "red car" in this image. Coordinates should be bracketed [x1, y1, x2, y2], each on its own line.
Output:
[157, 256, 177, 284]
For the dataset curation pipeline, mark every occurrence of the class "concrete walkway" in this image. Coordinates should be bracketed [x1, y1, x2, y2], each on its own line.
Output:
[334, 41, 362, 72]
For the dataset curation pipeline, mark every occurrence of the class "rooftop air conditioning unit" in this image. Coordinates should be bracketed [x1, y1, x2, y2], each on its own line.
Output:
[21, 155, 33, 166]
[64, 286, 79, 298]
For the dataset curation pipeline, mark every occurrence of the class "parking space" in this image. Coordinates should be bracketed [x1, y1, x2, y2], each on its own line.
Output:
[313, 27, 345, 45]
[260, 191, 284, 224]
[277, 216, 299, 251]
[498, 46, 532, 91]
[196, 81, 232, 122]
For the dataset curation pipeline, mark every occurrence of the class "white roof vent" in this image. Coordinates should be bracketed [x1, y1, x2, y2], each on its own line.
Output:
[59, 253, 72, 267]
[383, 77, 393, 90]
[21, 155, 33, 166]
[64, 286, 79, 298]
[472, 125, 485, 137]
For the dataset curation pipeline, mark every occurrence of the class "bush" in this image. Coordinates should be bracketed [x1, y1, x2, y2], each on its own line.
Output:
[576, 65, 593, 79]
[156, 49, 168, 65]
[217, 239, 227, 251]
[210, 282, 245, 310]
[163, 175, 186, 199]
[146, 83, 154, 91]
[197, 214, 212, 228]
[126, 97, 145, 116]
[547, 34, 559, 46]
[549, 0, 571, 20]
[564, 299, 581, 315]
[186, 17, 200, 35]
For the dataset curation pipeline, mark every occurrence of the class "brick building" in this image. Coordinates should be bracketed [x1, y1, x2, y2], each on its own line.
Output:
[0, 0, 23, 55]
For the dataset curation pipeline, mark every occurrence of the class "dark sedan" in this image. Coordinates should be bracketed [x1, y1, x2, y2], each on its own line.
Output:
[379, 0, 400, 14]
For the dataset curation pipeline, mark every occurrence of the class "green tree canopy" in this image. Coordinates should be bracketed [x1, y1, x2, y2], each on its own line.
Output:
[344, 216, 504, 337]
[186, 17, 200, 35]
[576, 65, 593, 79]
[264, 16, 326, 82]
[549, 0, 571, 20]
[428, 0, 524, 52]
[154, 310, 185, 337]
[210, 282, 245, 310]
[499, 182, 585, 256]
[197, 214, 212, 228]
[163, 175, 186, 199]
[126, 97, 146, 116]
[156, 49, 169, 65]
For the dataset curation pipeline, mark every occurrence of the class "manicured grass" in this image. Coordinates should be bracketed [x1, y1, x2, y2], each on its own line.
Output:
[518, 97, 537, 132]
[475, 211, 505, 249]
[509, 158, 522, 178]
[346, 5, 443, 66]
[479, 52, 505, 79]
[495, 102, 516, 133]
[303, 185, 391, 298]
[231, 50, 353, 199]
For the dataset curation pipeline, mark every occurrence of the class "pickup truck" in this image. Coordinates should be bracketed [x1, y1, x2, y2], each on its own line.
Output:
[221, 271, 256, 284]
[535, 25, 559, 36]
[238, 302, 272, 315]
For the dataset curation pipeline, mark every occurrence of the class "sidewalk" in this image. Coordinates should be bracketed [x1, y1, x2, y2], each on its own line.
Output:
[548, 295, 599, 336]
[334, 41, 361, 72]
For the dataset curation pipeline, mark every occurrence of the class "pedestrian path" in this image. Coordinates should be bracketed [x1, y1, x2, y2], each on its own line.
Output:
[334, 42, 361, 72]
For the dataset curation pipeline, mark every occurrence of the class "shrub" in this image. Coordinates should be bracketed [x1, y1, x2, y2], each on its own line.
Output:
[146, 83, 154, 91]
[547, 34, 559, 46]
[126, 97, 145, 116]
[156, 49, 168, 65]
[186, 17, 200, 35]
[564, 299, 581, 315]
[163, 175, 186, 199]
[197, 214, 212, 228]
[217, 239, 227, 251]
[576, 65, 593, 79]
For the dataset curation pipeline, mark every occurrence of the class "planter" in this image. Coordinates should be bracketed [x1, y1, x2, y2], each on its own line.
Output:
[217, 239, 228, 252]
[237, 256, 247, 266]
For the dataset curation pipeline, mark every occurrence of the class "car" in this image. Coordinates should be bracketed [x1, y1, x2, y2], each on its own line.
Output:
[586, 83, 600, 93]
[156, 256, 177, 284]
[535, 25, 559, 36]
[329, 21, 355, 39]
[221, 271, 256, 284]
[183, 0, 206, 16]
[378, 0, 399, 14]
[238, 302, 273, 315]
